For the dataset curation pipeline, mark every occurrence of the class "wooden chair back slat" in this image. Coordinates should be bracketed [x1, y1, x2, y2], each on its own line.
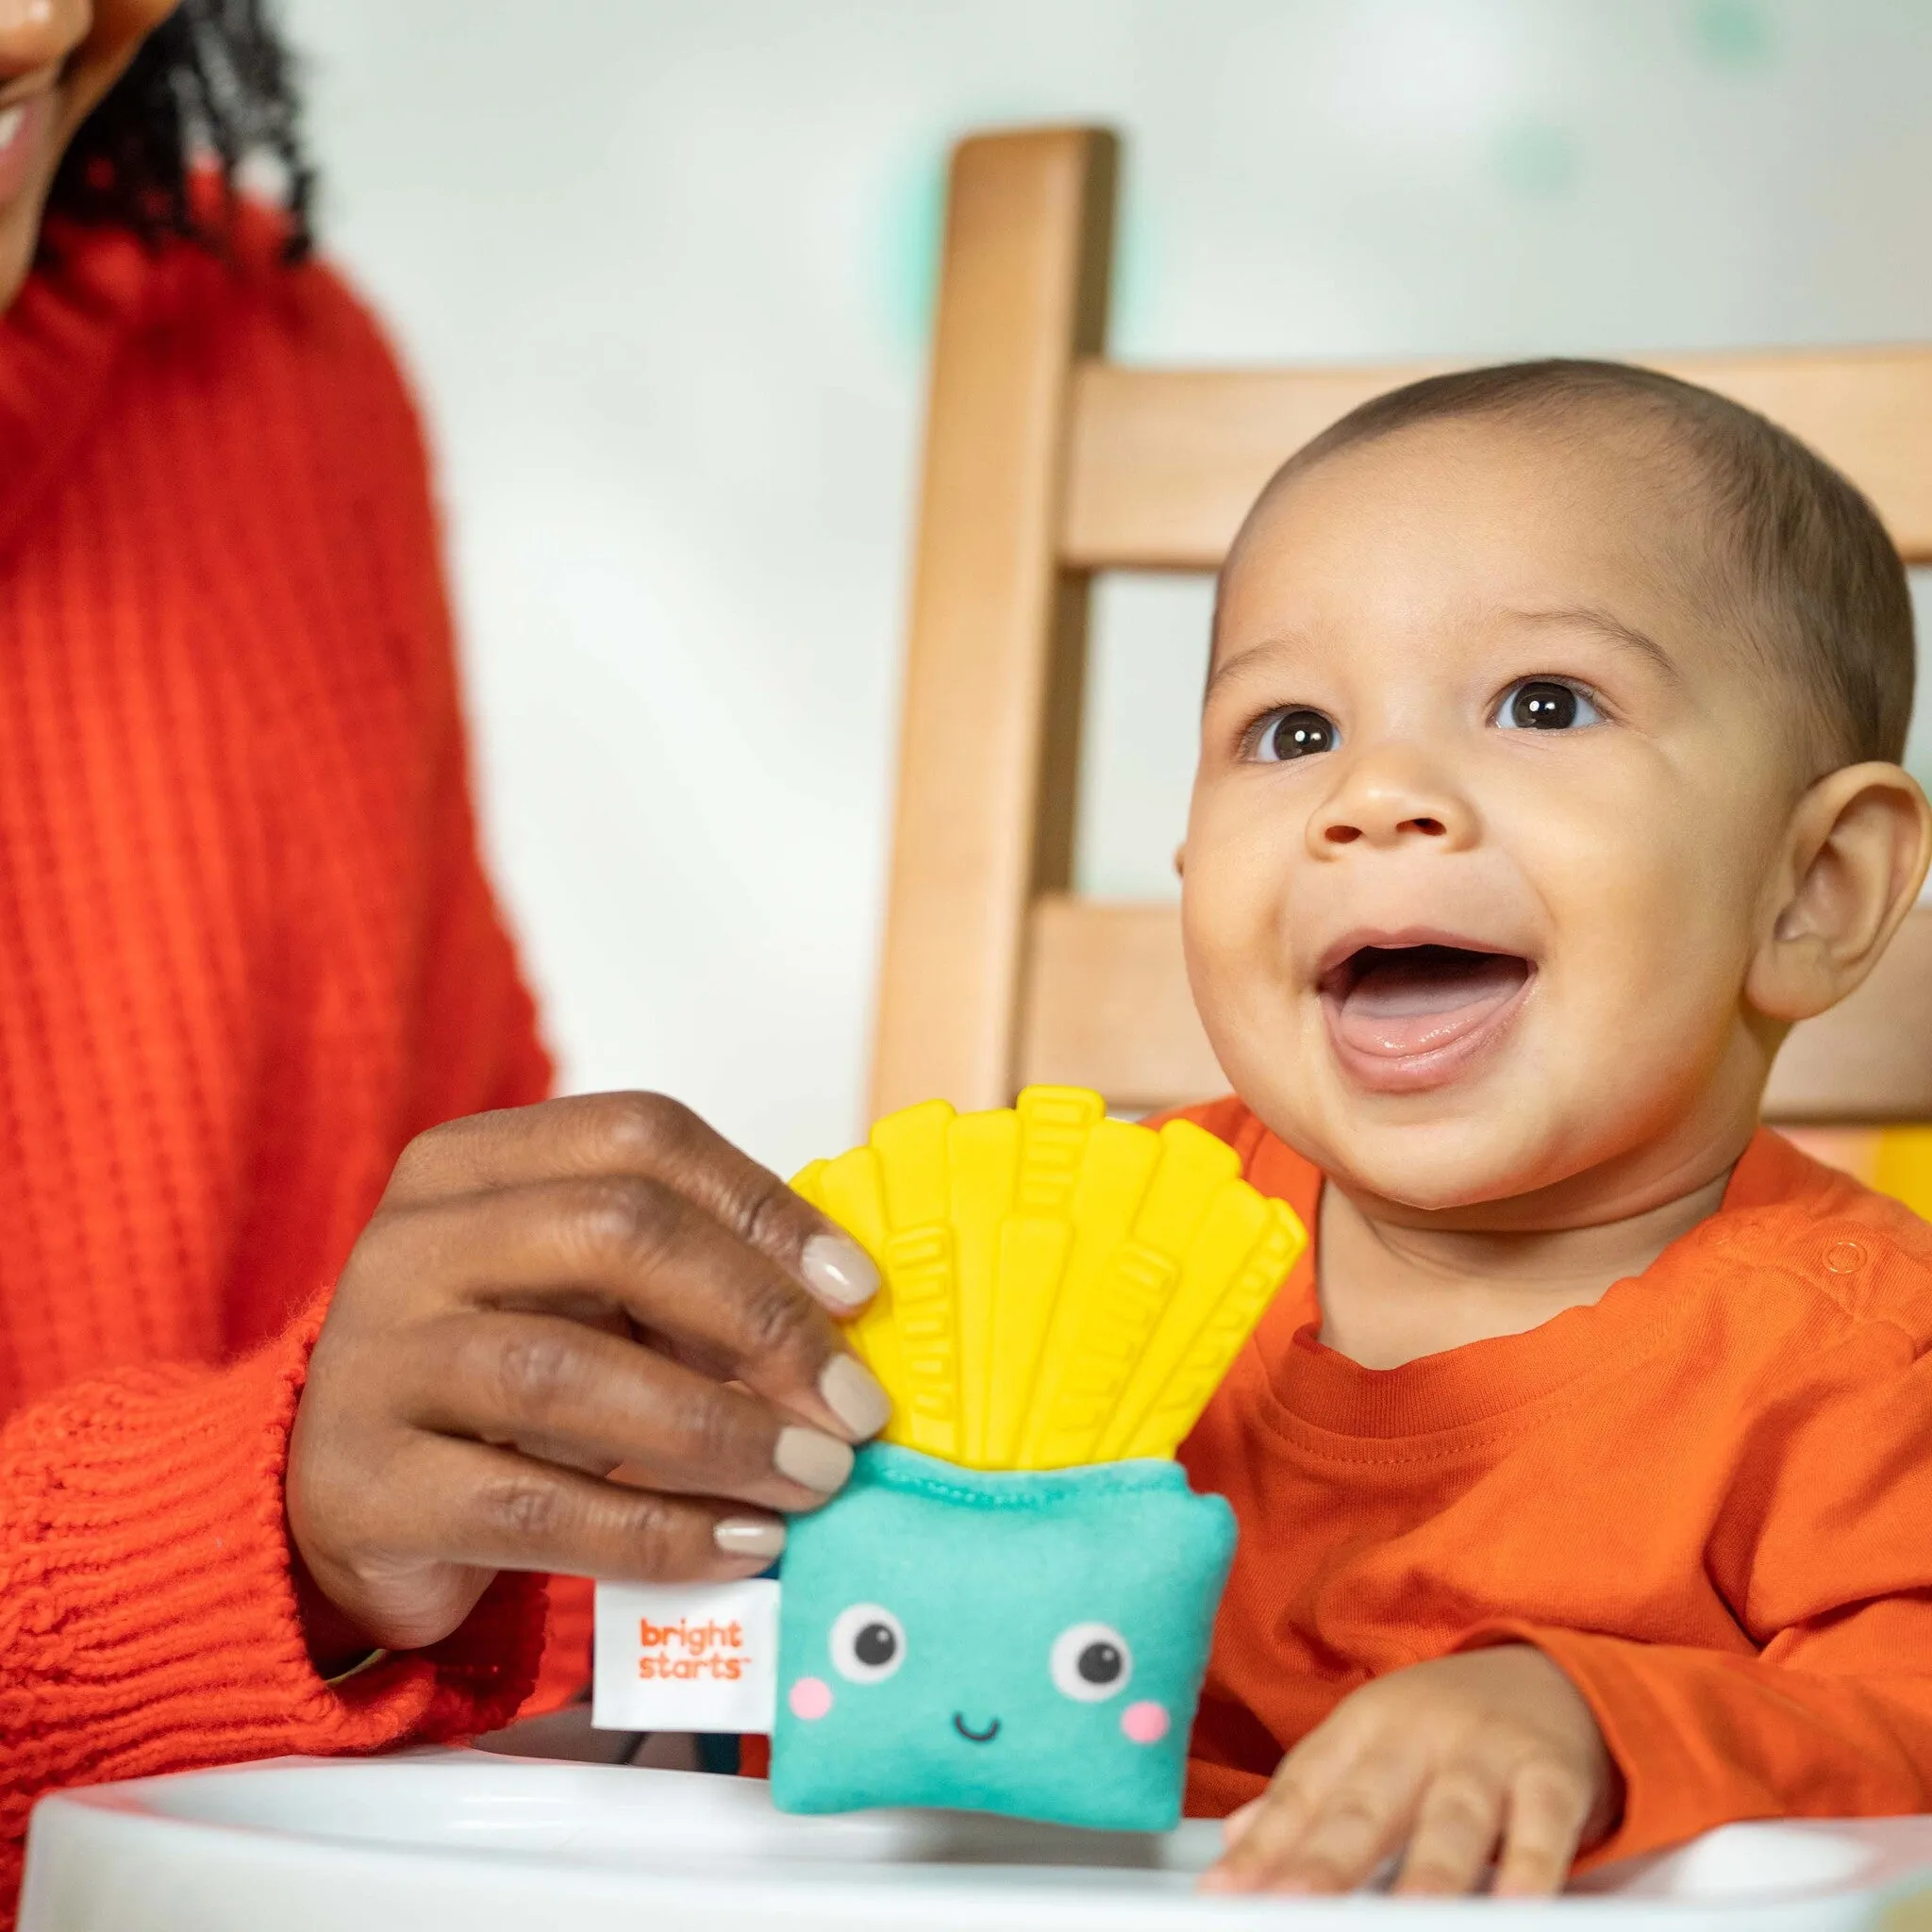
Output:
[1016, 896, 1220, 1111]
[1060, 350, 1932, 572]
[869, 125, 1932, 1129]
[869, 127, 1116, 1120]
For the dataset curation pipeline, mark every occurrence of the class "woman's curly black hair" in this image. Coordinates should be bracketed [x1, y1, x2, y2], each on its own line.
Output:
[49, 0, 313, 261]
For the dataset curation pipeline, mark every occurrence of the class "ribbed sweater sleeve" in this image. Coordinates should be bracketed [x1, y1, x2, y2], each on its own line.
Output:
[0, 213, 567, 1921]
[0, 1300, 545, 1912]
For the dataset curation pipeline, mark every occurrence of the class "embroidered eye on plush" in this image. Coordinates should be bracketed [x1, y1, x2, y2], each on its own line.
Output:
[1050, 1622, 1133, 1702]
[829, 1603, 905, 1683]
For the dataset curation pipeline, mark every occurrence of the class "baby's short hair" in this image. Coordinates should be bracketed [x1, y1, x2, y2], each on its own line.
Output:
[1228, 359, 1915, 773]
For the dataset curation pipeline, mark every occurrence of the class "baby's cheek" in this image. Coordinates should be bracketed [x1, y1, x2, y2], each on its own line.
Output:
[789, 1677, 834, 1721]
[1121, 1701, 1170, 1745]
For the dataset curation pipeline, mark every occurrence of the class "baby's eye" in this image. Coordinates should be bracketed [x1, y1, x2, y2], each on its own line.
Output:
[1493, 678, 1605, 731]
[829, 1602, 905, 1683]
[1246, 707, 1338, 762]
[1050, 1622, 1134, 1702]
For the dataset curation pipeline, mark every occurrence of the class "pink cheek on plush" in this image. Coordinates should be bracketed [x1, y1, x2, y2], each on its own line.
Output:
[789, 1676, 834, 1721]
[1121, 1701, 1170, 1745]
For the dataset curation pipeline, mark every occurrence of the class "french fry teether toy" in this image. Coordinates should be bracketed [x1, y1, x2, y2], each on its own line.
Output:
[773, 1086, 1307, 1831]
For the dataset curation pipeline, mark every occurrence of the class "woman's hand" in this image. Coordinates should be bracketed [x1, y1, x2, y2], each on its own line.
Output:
[286, 1092, 890, 1661]
[1203, 1646, 1622, 1898]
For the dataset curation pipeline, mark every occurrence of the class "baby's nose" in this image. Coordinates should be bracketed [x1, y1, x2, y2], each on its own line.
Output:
[1321, 811, 1447, 846]
[1307, 746, 1477, 854]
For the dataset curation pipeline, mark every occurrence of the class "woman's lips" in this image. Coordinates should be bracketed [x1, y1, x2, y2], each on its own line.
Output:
[1320, 944, 1533, 1093]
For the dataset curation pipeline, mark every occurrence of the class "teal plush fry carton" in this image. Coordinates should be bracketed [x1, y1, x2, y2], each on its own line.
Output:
[771, 1446, 1235, 1830]
[760, 1087, 1306, 1830]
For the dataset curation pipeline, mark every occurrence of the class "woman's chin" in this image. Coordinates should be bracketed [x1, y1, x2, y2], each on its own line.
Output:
[0, 199, 46, 316]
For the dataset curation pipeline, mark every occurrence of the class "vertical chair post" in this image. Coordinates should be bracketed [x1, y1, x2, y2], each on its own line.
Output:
[868, 126, 1118, 1119]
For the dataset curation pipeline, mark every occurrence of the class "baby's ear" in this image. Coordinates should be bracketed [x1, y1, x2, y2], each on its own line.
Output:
[1746, 762, 1932, 1022]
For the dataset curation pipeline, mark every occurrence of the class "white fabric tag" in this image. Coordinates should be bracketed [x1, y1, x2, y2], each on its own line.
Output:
[591, 1578, 779, 1734]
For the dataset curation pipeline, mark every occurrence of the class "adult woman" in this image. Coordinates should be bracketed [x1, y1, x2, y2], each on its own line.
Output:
[0, 2, 885, 1914]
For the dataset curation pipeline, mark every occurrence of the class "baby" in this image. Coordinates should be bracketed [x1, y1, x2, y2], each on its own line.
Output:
[1163, 360, 1932, 1896]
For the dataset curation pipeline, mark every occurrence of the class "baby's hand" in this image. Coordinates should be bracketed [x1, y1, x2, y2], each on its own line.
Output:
[1202, 1645, 1621, 1898]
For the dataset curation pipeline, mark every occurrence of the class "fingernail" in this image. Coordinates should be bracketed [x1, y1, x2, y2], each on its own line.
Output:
[774, 1424, 855, 1494]
[800, 1231, 879, 1309]
[714, 1517, 786, 1560]
[819, 1354, 892, 1440]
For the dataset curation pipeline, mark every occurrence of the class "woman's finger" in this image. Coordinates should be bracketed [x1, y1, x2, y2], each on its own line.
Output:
[363, 1431, 785, 1589]
[1392, 1764, 1507, 1895]
[1492, 1760, 1592, 1897]
[399, 1308, 853, 1510]
[380, 1091, 879, 1312]
[354, 1178, 891, 1441]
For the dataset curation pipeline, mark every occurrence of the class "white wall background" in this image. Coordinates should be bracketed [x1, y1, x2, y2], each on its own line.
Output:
[278, 0, 1932, 1176]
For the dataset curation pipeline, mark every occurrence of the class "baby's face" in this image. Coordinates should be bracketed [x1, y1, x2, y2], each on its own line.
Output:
[1184, 416, 1803, 1219]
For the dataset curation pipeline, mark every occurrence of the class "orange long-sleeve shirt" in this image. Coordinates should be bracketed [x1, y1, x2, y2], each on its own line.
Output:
[1172, 1095, 1932, 1867]
[0, 213, 575, 1914]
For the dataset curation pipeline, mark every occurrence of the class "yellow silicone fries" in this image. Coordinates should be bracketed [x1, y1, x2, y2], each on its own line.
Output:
[790, 1087, 1307, 1471]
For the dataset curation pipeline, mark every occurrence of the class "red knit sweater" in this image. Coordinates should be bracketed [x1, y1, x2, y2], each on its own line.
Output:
[0, 215, 574, 1914]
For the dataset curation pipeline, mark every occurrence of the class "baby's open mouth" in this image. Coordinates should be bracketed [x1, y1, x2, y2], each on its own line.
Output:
[1319, 942, 1532, 1089]
[952, 1712, 1000, 1743]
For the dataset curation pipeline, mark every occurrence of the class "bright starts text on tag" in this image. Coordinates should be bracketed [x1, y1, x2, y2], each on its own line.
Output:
[592, 1578, 779, 1734]
[638, 1615, 751, 1679]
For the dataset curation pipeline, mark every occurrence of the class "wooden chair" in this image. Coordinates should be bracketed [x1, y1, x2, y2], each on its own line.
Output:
[868, 124, 1932, 1191]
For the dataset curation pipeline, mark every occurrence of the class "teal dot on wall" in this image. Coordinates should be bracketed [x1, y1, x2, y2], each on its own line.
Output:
[1490, 120, 1579, 200]
[873, 129, 1146, 359]
[876, 148, 949, 358]
[1690, 0, 1774, 69]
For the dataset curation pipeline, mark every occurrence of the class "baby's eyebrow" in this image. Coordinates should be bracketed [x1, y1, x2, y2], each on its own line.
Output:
[1203, 638, 1302, 704]
[1503, 606, 1685, 683]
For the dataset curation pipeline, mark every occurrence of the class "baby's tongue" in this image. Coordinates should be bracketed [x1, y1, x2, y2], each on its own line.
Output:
[1330, 945, 1528, 1058]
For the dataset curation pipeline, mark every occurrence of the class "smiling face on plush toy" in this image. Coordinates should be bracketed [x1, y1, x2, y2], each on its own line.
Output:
[791, 1598, 1166, 1751]
[769, 1447, 1234, 1832]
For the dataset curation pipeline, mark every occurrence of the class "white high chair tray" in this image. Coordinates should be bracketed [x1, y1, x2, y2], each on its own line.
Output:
[19, 1752, 1932, 1931]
